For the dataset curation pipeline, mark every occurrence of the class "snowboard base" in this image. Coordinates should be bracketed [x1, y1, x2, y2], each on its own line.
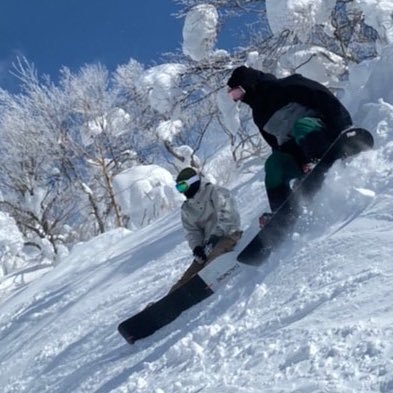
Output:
[118, 274, 213, 344]
[118, 254, 241, 344]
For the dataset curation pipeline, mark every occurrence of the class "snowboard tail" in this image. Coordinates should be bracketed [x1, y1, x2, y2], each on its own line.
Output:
[118, 256, 240, 344]
[118, 274, 213, 344]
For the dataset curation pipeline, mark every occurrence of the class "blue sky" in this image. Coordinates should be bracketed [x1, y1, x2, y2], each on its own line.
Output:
[0, 0, 182, 89]
[0, 0, 262, 91]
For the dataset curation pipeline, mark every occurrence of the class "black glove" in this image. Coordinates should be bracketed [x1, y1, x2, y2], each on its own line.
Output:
[205, 235, 220, 256]
[193, 245, 207, 264]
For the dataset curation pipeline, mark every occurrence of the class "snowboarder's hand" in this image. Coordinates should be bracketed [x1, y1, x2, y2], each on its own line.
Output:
[193, 246, 207, 265]
[302, 163, 315, 174]
[207, 235, 220, 247]
[204, 235, 220, 256]
[259, 212, 273, 229]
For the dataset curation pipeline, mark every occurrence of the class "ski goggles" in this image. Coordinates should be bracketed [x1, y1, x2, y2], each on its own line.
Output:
[175, 175, 200, 193]
[228, 86, 246, 101]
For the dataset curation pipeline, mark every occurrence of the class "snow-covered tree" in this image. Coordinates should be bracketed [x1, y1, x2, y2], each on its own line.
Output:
[1, 0, 391, 272]
[0, 59, 77, 255]
[60, 63, 145, 230]
[169, 0, 385, 164]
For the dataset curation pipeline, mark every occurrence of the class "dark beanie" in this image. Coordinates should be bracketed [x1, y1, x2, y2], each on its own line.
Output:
[227, 65, 277, 89]
[176, 167, 198, 182]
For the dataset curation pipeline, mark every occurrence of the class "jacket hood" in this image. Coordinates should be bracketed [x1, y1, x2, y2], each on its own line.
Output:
[227, 66, 277, 105]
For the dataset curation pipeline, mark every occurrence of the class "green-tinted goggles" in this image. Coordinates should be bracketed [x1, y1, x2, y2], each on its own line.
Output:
[175, 175, 200, 193]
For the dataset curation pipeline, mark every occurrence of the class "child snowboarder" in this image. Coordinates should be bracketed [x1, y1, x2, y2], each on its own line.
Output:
[169, 167, 242, 293]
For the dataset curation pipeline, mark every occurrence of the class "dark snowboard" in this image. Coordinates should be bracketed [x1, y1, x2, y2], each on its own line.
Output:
[237, 127, 374, 265]
[118, 273, 214, 344]
[118, 255, 241, 344]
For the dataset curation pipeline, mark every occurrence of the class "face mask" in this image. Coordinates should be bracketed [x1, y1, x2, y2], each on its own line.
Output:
[228, 86, 246, 102]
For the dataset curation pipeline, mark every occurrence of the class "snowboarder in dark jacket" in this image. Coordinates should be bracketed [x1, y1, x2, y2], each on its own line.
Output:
[227, 65, 353, 223]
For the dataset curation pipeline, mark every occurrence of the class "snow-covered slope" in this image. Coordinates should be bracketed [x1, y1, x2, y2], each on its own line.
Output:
[3, 40, 393, 393]
[1, 137, 393, 392]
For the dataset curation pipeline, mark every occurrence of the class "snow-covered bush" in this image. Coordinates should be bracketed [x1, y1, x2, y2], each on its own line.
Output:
[138, 64, 186, 114]
[356, 0, 393, 50]
[182, 4, 219, 61]
[0, 212, 25, 277]
[342, 43, 393, 116]
[112, 165, 183, 229]
[266, 0, 336, 43]
[276, 45, 346, 83]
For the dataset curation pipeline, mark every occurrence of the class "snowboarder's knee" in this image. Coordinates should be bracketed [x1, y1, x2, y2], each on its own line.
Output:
[265, 152, 303, 190]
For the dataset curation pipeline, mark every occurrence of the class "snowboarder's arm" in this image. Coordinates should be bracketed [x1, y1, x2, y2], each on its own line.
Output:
[181, 211, 204, 251]
[209, 185, 240, 237]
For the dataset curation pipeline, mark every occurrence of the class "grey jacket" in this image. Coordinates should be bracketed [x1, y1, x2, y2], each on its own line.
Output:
[180, 182, 241, 250]
[264, 102, 317, 145]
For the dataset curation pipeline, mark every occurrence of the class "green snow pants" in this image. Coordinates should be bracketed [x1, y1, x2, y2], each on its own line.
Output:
[264, 151, 304, 212]
[264, 116, 328, 212]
